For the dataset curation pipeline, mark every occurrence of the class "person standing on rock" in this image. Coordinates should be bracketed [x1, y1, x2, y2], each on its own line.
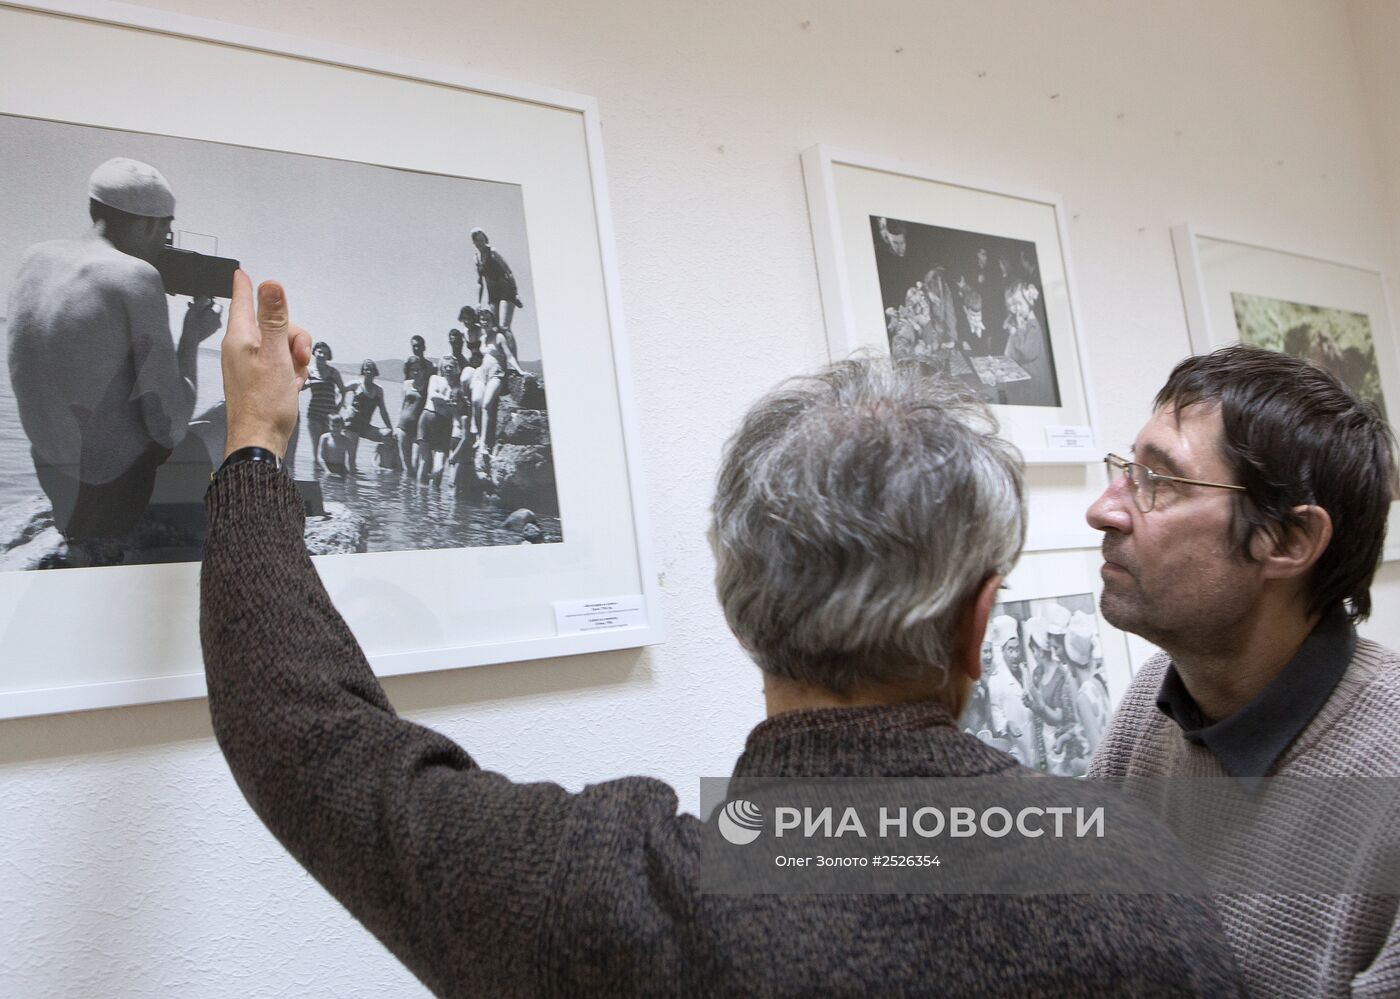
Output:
[6, 157, 223, 564]
[469, 314, 525, 476]
[470, 227, 523, 338]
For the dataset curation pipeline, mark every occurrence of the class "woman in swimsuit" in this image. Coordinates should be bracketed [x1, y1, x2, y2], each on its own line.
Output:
[471, 228, 523, 334]
[343, 359, 393, 475]
[302, 341, 346, 471]
[469, 315, 525, 475]
[419, 356, 466, 486]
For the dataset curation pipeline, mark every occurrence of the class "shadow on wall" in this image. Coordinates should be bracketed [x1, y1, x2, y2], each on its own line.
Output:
[0, 647, 653, 766]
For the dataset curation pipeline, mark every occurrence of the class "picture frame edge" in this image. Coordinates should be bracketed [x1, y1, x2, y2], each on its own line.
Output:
[0, 0, 667, 718]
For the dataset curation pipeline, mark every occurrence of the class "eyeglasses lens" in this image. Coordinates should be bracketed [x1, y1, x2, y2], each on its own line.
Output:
[1126, 464, 1153, 512]
[1108, 457, 1154, 514]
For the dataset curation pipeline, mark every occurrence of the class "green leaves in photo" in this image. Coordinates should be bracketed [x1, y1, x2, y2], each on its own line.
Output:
[1230, 292, 1387, 420]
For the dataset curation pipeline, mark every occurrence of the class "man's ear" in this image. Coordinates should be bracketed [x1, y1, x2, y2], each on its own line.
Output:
[1253, 505, 1332, 581]
[953, 574, 1002, 683]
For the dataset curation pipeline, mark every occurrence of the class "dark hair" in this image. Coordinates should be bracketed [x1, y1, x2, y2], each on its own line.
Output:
[89, 198, 139, 228]
[313, 341, 332, 359]
[1155, 344, 1397, 620]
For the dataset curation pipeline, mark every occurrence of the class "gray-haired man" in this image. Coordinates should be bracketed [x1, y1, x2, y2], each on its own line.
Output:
[203, 286, 1243, 996]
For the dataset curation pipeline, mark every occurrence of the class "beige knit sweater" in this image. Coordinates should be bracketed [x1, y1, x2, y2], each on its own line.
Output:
[1088, 641, 1400, 998]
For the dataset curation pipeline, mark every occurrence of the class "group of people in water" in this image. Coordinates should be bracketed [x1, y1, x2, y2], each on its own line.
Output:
[962, 603, 1112, 778]
[303, 273, 525, 484]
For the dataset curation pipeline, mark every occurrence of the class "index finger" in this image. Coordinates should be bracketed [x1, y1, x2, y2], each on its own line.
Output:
[228, 269, 257, 346]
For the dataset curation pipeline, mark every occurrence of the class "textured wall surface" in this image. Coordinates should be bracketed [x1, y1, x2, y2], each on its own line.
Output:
[3, 0, 1399, 995]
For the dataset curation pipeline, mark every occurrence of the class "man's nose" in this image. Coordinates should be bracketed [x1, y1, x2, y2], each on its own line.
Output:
[1087, 475, 1133, 534]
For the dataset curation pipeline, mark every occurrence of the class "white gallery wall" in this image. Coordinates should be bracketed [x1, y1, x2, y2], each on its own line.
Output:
[3, 0, 1398, 995]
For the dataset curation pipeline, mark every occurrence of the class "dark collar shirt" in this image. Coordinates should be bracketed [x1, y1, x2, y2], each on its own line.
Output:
[1155, 608, 1355, 790]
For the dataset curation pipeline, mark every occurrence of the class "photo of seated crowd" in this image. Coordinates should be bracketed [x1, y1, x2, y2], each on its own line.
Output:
[0, 114, 561, 571]
[871, 215, 1061, 408]
[964, 594, 1111, 777]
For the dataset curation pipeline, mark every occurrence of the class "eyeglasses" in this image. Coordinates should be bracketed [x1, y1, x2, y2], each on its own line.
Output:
[1104, 453, 1245, 513]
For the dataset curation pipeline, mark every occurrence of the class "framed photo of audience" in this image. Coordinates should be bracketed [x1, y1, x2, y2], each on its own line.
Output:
[0, 0, 661, 718]
[963, 548, 1134, 777]
[1172, 225, 1400, 560]
[802, 145, 1099, 465]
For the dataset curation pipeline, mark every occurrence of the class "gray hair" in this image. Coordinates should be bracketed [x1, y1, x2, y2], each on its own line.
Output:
[709, 358, 1026, 694]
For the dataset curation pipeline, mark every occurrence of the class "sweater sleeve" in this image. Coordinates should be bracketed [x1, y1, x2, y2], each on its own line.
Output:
[199, 461, 577, 996]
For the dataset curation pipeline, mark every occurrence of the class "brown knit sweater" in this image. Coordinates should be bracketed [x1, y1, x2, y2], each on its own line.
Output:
[200, 462, 1245, 997]
[1089, 644, 1400, 998]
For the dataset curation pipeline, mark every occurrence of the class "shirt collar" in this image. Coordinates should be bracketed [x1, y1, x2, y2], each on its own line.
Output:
[1155, 607, 1355, 791]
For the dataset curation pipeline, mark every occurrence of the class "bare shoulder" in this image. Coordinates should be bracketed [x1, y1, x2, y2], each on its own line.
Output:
[80, 242, 163, 294]
[20, 238, 162, 296]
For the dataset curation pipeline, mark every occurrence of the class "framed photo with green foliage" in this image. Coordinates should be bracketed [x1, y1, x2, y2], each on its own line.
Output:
[1172, 224, 1400, 559]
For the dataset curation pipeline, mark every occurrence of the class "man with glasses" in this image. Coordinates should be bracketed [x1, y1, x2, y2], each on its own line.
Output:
[1086, 344, 1400, 997]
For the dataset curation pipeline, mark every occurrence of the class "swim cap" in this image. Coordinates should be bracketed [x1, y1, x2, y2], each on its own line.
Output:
[88, 157, 175, 218]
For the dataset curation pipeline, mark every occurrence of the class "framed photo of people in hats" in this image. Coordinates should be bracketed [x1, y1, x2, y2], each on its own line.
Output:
[964, 548, 1134, 777]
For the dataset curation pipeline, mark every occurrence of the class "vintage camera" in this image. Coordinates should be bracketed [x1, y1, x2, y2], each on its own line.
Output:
[155, 234, 239, 299]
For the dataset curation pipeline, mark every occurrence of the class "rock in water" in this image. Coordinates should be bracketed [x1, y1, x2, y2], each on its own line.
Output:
[452, 455, 487, 499]
[498, 409, 551, 447]
[508, 372, 548, 410]
[491, 444, 558, 513]
[303, 502, 370, 555]
[503, 508, 538, 533]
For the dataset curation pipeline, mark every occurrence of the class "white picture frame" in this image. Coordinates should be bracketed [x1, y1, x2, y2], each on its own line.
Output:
[967, 547, 1134, 776]
[0, 0, 662, 719]
[801, 144, 1100, 465]
[1171, 224, 1400, 561]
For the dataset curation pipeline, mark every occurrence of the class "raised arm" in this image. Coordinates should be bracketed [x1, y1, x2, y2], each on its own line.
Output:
[122, 262, 206, 448]
[201, 274, 620, 993]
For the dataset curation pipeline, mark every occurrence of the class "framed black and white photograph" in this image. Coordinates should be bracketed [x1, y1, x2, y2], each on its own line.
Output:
[0, 0, 661, 718]
[803, 145, 1098, 463]
[870, 216, 1060, 408]
[1172, 224, 1400, 559]
[961, 549, 1133, 777]
[1, 112, 560, 572]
